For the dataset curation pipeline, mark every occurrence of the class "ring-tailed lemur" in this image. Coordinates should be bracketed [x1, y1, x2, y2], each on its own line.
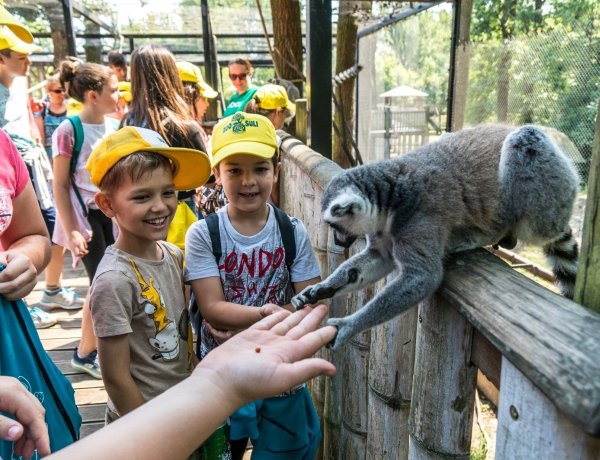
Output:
[291, 125, 580, 349]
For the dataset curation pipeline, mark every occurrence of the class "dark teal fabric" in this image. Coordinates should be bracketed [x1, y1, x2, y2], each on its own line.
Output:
[0, 296, 81, 458]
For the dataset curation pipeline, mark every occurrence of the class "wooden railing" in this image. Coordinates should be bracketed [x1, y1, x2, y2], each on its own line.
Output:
[278, 132, 600, 459]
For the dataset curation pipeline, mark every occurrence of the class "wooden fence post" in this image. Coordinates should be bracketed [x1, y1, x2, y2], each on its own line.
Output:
[409, 294, 476, 459]
[495, 358, 600, 458]
[574, 99, 600, 312]
[367, 270, 417, 460]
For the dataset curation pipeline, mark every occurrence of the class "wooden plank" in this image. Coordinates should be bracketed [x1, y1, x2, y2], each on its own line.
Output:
[574, 99, 600, 312]
[79, 422, 105, 439]
[441, 249, 600, 435]
[471, 329, 501, 389]
[78, 404, 106, 423]
[74, 387, 108, 406]
[40, 337, 80, 351]
[495, 358, 600, 459]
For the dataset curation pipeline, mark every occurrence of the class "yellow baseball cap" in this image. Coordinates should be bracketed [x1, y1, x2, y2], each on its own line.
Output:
[66, 98, 83, 116]
[118, 81, 132, 102]
[254, 84, 295, 113]
[86, 126, 211, 190]
[211, 113, 278, 168]
[0, 26, 40, 54]
[0, 4, 33, 44]
[176, 61, 218, 99]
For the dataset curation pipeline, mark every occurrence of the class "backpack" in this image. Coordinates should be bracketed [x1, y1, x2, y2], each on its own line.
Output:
[66, 115, 87, 217]
[0, 296, 81, 457]
[191, 207, 297, 357]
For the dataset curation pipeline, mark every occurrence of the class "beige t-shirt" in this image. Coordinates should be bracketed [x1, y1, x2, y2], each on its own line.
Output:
[90, 242, 193, 412]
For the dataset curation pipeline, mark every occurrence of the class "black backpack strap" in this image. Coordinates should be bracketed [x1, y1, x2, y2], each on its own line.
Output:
[205, 213, 222, 262]
[272, 206, 296, 271]
[66, 116, 88, 217]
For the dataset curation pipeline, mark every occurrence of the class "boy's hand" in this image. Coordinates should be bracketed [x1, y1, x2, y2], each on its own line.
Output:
[195, 305, 336, 408]
[259, 303, 291, 318]
[204, 321, 236, 341]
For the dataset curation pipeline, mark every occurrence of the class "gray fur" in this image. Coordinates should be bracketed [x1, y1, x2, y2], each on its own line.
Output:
[291, 124, 579, 349]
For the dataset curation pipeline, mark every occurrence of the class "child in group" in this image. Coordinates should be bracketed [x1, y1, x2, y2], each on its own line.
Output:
[52, 60, 119, 378]
[244, 83, 295, 130]
[185, 112, 323, 460]
[85, 126, 211, 426]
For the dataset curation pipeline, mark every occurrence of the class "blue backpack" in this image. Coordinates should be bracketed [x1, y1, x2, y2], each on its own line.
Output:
[0, 294, 81, 457]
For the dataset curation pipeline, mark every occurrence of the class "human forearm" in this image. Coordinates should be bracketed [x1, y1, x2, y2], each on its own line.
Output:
[103, 374, 145, 417]
[202, 301, 265, 330]
[48, 306, 337, 460]
[4, 235, 50, 275]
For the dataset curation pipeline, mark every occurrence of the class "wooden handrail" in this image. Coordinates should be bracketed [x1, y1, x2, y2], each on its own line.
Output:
[442, 249, 600, 435]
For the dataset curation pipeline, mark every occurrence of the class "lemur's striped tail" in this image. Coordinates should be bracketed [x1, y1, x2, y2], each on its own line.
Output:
[543, 228, 578, 299]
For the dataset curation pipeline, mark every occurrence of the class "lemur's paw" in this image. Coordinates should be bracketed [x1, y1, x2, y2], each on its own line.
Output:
[326, 317, 353, 349]
[291, 285, 321, 310]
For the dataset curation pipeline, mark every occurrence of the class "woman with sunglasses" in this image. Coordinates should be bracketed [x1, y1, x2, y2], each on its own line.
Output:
[33, 74, 67, 158]
[223, 57, 258, 117]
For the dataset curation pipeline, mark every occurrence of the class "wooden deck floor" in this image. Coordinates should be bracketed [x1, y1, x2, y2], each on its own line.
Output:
[24, 251, 106, 439]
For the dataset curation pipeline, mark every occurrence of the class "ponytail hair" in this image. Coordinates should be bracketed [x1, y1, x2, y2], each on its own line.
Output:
[59, 57, 114, 103]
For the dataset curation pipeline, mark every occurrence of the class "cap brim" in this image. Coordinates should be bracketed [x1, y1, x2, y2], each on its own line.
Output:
[211, 141, 278, 168]
[0, 10, 34, 44]
[286, 100, 296, 113]
[11, 41, 41, 54]
[145, 147, 212, 190]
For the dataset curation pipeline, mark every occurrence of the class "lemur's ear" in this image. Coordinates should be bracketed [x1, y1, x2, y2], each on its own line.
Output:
[331, 201, 357, 217]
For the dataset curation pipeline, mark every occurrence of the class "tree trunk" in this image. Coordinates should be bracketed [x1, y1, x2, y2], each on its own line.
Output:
[44, 2, 68, 66]
[84, 19, 102, 64]
[270, 0, 303, 92]
[333, 1, 370, 169]
[496, 0, 516, 123]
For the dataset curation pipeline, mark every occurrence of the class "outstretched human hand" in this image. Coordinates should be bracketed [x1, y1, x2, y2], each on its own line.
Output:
[196, 304, 336, 409]
[0, 376, 50, 458]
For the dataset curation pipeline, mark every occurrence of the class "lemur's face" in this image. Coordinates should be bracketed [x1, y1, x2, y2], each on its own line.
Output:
[322, 183, 365, 248]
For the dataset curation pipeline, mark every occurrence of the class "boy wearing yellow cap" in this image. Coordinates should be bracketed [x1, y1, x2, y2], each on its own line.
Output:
[85, 126, 211, 425]
[184, 112, 322, 460]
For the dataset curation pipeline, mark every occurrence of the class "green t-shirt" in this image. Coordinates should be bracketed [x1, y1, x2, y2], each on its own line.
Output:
[223, 86, 258, 117]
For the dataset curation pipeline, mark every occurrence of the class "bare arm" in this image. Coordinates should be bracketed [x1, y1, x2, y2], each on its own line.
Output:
[190, 277, 288, 331]
[52, 154, 88, 257]
[34, 116, 45, 148]
[48, 305, 337, 460]
[97, 335, 145, 417]
[0, 181, 51, 300]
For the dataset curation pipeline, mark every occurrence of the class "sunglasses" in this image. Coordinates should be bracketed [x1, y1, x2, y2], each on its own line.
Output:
[49, 88, 65, 94]
[229, 73, 247, 81]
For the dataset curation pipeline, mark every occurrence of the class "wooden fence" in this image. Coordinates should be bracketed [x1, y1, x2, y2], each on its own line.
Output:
[278, 132, 600, 459]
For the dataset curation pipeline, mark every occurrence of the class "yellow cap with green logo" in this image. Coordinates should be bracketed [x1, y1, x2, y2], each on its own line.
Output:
[210, 112, 278, 168]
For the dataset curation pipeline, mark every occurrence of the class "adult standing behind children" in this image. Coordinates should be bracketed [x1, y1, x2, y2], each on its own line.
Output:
[223, 57, 258, 117]
[85, 127, 210, 427]
[53, 59, 119, 378]
[185, 113, 322, 460]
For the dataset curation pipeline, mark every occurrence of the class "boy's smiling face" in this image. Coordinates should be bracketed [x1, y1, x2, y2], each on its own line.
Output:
[214, 153, 280, 217]
[100, 166, 177, 257]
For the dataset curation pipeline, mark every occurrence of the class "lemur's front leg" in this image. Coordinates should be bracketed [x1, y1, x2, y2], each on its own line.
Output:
[291, 244, 395, 310]
[328, 256, 444, 349]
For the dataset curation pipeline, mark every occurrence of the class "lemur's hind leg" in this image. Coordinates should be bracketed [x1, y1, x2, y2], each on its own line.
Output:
[291, 245, 396, 310]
